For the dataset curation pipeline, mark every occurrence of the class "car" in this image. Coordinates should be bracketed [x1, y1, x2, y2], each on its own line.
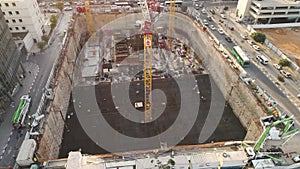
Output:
[273, 64, 282, 70]
[201, 9, 207, 14]
[292, 155, 300, 163]
[207, 16, 213, 21]
[203, 21, 209, 26]
[252, 45, 260, 51]
[218, 28, 224, 34]
[235, 18, 243, 23]
[280, 70, 292, 78]
[241, 34, 248, 40]
[297, 94, 300, 98]
[220, 14, 226, 19]
[209, 9, 215, 15]
[247, 40, 255, 45]
[221, 52, 229, 58]
[225, 36, 232, 43]
[228, 26, 234, 31]
[209, 25, 216, 30]
[194, 3, 200, 10]
[199, 2, 204, 8]
[64, 7, 73, 11]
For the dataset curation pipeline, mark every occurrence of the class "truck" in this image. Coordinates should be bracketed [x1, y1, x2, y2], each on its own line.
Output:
[12, 95, 31, 127]
[16, 139, 37, 167]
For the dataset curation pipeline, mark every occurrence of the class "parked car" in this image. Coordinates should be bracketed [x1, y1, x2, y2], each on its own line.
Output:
[64, 7, 73, 11]
[241, 34, 248, 40]
[201, 9, 207, 14]
[247, 40, 255, 45]
[209, 25, 216, 30]
[292, 155, 300, 163]
[273, 64, 282, 70]
[252, 45, 260, 51]
[209, 9, 215, 15]
[220, 14, 226, 19]
[235, 18, 243, 23]
[207, 16, 213, 21]
[225, 36, 232, 43]
[228, 26, 234, 31]
[280, 70, 292, 78]
[218, 28, 224, 34]
[203, 19, 209, 26]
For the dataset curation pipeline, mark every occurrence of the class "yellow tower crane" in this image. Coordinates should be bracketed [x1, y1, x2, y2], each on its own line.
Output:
[84, 0, 95, 35]
[168, 0, 175, 48]
[140, 0, 153, 123]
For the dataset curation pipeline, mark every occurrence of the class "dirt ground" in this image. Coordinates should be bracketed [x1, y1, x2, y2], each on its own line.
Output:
[259, 28, 300, 61]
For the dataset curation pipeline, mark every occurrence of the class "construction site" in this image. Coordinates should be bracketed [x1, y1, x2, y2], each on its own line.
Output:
[13, 1, 300, 168]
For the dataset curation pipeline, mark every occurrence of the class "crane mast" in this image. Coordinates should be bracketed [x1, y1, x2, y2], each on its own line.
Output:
[84, 0, 95, 35]
[140, 0, 153, 123]
[168, 0, 175, 48]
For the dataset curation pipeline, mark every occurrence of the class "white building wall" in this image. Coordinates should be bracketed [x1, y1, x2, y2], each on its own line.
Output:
[236, 0, 252, 20]
[0, 0, 45, 42]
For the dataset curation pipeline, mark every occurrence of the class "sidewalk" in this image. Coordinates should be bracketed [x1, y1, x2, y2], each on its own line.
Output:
[0, 62, 39, 163]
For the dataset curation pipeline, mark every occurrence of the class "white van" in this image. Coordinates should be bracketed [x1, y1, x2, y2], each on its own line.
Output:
[256, 55, 269, 65]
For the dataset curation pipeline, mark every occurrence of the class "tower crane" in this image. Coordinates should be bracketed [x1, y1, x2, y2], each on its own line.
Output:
[140, 0, 154, 123]
[168, 0, 175, 48]
[84, 0, 95, 35]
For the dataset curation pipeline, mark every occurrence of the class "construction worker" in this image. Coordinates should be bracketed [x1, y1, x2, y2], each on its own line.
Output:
[27, 122, 31, 128]
[28, 115, 32, 120]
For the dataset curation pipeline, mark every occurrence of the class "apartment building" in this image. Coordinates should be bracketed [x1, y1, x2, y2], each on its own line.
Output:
[0, 8, 24, 113]
[0, 0, 45, 49]
[237, 0, 300, 24]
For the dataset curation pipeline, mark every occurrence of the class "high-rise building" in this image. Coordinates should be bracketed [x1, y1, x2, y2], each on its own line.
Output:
[0, 0, 45, 48]
[0, 8, 23, 113]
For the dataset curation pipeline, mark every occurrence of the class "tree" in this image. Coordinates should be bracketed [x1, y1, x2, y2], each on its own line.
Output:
[50, 15, 58, 29]
[277, 75, 285, 82]
[37, 41, 46, 50]
[278, 59, 291, 67]
[56, 1, 64, 12]
[42, 35, 49, 42]
[250, 32, 266, 44]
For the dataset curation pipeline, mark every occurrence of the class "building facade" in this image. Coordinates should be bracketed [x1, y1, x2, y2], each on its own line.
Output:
[0, 0, 45, 43]
[0, 8, 23, 114]
[237, 0, 300, 24]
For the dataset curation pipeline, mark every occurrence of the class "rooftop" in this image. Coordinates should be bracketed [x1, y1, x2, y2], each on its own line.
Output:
[252, 0, 300, 6]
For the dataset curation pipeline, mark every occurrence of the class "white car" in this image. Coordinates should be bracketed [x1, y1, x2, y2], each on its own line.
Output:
[220, 14, 226, 19]
[209, 25, 216, 30]
[201, 9, 207, 14]
[241, 34, 248, 40]
[273, 64, 282, 70]
[218, 28, 224, 34]
[280, 70, 292, 78]
[252, 45, 260, 51]
[292, 155, 300, 163]
[247, 40, 254, 45]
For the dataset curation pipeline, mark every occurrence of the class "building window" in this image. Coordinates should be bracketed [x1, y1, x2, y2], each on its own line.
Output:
[12, 2, 16, 6]
[16, 11, 20, 15]
[19, 19, 23, 22]
[22, 27, 26, 30]
[8, 11, 12, 15]
[6, 20, 9, 23]
[9, 27, 12, 31]
[5, 3, 9, 7]
[0, 3, 2, 7]
[12, 19, 16, 23]
[2, 12, 5, 15]
[15, 27, 19, 30]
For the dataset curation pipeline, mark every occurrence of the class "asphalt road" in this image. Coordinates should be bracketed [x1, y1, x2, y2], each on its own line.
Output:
[189, 5, 300, 122]
[0, 11, 72, 167]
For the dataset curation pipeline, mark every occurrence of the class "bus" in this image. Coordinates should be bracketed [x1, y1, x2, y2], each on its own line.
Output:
[164, 0, 183, 6]
[12, 95, 31, 126]
[231, 46, 250, 67]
